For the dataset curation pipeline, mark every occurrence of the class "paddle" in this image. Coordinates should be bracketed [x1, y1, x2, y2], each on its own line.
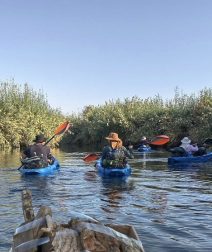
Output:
[18, 121, 71, 170]
[149, 135, 170, 146]
[44, 121, 71, 145]
[204, 138, 212, 146]
[83, 153, 99, 162]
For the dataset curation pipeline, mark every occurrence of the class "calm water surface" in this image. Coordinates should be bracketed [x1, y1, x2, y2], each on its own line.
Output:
[0, 149, 212, 252]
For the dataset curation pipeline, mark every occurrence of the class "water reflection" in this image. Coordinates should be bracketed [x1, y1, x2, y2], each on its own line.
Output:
[0, 150, 21, 168]
[21, 174, 49, 190]
[168, 162, 212, 181]
[0, 150, 212, 252]
[149, 191, 168, 214]
[83, 170, 98, 182]
[100, 178, 135, 214]
[101, 177, 135, 191]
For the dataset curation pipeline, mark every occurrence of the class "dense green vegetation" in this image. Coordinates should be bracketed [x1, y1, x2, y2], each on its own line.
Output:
[1, 80, 211, 150]
[0, 80, 66, 150]
[64, 87, 212, 149]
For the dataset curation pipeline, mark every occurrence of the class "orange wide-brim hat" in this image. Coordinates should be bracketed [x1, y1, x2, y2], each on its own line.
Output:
[105, 132, 121, 142]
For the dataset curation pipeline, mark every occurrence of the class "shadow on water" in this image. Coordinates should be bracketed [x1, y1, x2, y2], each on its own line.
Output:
[101, 176, 135, 191]
[20, 174, 50, 194]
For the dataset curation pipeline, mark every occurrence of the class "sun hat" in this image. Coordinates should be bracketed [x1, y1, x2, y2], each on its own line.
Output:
[181, 137, 191, 144]
[105, 132, 121, 142]
[33, 134, 46, 143]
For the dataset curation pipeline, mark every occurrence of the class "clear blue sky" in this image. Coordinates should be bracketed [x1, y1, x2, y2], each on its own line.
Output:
[0, 0, 211, 114]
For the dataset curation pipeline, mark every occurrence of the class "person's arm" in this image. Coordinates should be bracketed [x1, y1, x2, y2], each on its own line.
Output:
[190, 144, 198, 152]
[123, 146, 134, 159]
[102, 146, 111, 159]
[44, 146, 54, 162]
[128, 144, 134, 155]
[22, 148, 30, 159]
[185, 144, 198, 154]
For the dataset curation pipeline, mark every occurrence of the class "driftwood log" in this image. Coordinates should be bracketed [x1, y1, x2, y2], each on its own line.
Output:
[11, 189, 145, 252]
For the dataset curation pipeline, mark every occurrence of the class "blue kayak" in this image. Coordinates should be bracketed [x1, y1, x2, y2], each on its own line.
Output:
[19, 159, 60, 175]
[168, 152, 212, 165]
[96, 159, 131, 177]
[137, 146, 151, 152]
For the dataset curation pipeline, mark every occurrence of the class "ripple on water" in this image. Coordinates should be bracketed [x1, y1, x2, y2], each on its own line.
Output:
[0, 151, 212, 252]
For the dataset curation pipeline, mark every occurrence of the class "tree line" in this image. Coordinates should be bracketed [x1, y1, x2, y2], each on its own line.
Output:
[64, 87, 212, 150]
[1, 80, 211, 150]
[0, 80, 66, 150]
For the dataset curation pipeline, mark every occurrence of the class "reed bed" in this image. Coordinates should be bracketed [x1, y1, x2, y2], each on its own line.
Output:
[1, 80, 211, 150]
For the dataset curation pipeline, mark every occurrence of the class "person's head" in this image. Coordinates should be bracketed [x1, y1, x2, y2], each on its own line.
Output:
[33, 134, 46, 144]
[105, 132, 122, 148]
[180, 137, 191, 145]
[117, 139, 123, 148]
[141, 136, 146, 141]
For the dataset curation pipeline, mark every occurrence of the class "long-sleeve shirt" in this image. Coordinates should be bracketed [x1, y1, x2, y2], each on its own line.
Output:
[180, 143, 198, 155]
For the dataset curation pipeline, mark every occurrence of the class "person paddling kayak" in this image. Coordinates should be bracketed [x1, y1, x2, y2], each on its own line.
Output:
[21, 134, 53, 167]
[101, 132, 134, 168]
[170, 137, 207, 157]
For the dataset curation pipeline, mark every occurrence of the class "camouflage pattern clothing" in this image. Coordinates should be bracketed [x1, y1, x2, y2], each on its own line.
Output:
[101, 145, 134, 168]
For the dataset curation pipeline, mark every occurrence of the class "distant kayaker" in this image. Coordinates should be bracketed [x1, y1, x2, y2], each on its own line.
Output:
[138, 136, 150, 148]
[179, 137, 198, 155]
[170, 136, 207, 157]
[22, 134, 53, 166]
[101, 132, 134, 168]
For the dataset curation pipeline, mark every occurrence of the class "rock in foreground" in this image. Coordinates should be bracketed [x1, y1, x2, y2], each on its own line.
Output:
[10, 189, 145, 252]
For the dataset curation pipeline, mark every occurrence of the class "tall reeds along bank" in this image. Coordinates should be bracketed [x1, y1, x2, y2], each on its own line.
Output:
[0, 80, 66, 150]
[62, 88, 212, 149]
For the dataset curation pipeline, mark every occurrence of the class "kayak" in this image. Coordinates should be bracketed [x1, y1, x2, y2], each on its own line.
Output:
[19, 159, 60, 175]
[137, 146, 151, 152]
[95, 159, 131, 177]
[168, 152, 212, 165]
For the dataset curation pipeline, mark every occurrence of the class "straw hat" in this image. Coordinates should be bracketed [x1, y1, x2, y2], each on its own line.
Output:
[105, 132, 121, 142]
[181, 137, 191, 144]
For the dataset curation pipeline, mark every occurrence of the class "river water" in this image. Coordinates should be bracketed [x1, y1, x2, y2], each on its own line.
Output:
[0, 149, 212, 252]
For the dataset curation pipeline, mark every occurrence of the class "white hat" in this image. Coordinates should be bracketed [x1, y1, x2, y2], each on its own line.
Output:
[181, 137, 191, 144]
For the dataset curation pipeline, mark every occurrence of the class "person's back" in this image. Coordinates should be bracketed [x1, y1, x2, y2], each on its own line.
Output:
[179, 137, 198, 155]
[26, 144, 50, 163]
[23, 134, 51, 166]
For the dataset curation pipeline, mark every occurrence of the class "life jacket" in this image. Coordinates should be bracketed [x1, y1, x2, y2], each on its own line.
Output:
[21, 156, 47, 168]
[23, 144, 51, 168]
[102, 147, 127, 168]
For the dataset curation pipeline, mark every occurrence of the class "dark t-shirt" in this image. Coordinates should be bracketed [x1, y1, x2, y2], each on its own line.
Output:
[24, 144, 51, 163]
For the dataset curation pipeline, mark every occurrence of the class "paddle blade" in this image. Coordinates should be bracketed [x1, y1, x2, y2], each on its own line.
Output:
[155, 135, 169, 139]
[150, 135, 170, 146]
[204, 138, 212, 145]
[83, 153, 99, 162]
[54, 121, 71, 135]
